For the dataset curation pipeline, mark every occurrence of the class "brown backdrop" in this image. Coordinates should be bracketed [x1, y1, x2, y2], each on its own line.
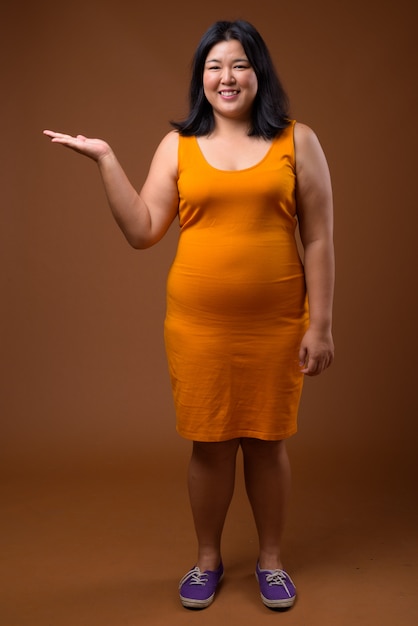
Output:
[1, 0, 417, 481]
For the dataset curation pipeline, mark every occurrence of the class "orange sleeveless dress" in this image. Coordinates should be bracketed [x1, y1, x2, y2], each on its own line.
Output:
[164, 121, 309, 442]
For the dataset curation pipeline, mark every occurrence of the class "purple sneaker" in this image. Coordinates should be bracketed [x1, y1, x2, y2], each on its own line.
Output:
[255, 562, 296, 609]
[179, 562, 224, 609]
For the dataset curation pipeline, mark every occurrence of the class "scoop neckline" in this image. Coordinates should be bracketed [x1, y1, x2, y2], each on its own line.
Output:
[194, 136, 275, 173]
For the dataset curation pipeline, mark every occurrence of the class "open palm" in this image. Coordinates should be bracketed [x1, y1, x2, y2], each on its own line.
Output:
[43, 130, 111, 162]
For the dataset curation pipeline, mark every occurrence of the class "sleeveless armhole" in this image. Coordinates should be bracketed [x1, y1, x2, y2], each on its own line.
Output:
[177, 134, 194, 179]
[288, 119, 297, 171]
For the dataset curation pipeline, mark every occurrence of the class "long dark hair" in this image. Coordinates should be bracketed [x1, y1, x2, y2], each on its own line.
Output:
[171, 20, 290, 138]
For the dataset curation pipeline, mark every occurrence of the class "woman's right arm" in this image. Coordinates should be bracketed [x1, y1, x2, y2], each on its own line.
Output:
[43, 129, 180, 248]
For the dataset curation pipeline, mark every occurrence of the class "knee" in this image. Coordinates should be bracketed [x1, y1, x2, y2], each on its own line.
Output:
[240, 437, 287, 461]
[192, 438, 241, 464]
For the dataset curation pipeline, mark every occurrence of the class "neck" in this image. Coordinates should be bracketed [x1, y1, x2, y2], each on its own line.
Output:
[210, 113, 252, 138]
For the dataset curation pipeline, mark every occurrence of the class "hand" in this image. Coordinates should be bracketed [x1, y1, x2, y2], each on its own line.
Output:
[298, 327, 334, 376]
[43, 130, 112, 162]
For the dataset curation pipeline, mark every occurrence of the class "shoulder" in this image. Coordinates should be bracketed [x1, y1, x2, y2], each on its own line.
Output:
[151, 130, 179, 175]
[293, 122, 328, 171]
[294, 122, 321, 151]
[155, 129, 179, 154]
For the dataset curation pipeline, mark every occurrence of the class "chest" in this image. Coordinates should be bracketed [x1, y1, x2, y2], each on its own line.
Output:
[196, 136, 273, 171]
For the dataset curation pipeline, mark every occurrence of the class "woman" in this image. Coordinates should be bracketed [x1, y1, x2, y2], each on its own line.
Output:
[44, 19, 334, 611]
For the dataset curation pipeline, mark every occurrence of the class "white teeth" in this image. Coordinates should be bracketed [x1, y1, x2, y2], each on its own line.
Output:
[220, 90, 238, 95]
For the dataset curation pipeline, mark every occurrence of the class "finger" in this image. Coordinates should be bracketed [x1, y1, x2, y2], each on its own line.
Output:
[43, 130, 82, 147]
[301, 356, 320, 376]
[43, 130, 70, 139]
[298, 345, 307, 369]
[304, 353, 333, 376]
[300, 356, 311, 374]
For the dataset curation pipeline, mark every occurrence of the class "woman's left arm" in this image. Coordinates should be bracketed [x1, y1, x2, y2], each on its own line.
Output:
[295, 122, 335, 376]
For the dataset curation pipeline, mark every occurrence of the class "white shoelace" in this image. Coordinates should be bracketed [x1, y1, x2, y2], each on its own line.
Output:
[179, 567, 209, 587]
[264, 570, 293, 597]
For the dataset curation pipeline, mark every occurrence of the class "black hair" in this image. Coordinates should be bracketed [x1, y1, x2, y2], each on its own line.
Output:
[171, 20, 290, 139]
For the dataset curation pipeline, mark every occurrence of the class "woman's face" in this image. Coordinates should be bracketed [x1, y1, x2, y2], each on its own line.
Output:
[203, 39, 258, 123]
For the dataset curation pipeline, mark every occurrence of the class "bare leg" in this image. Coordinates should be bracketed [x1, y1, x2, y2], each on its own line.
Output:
[241, 438, 291, 570]
[188, 439, 240, 571]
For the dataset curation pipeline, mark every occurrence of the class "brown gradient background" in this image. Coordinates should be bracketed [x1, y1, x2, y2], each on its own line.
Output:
[1, 1, 417, 624]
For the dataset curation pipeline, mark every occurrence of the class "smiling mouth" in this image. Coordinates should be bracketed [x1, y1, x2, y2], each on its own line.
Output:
[219, 90, 239, 96]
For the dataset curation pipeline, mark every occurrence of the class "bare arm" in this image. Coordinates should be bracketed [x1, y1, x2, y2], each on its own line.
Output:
[43, 130, 179, 248]
[294, 122, 335, 376]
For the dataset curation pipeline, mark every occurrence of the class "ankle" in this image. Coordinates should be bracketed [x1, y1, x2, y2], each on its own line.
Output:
[196, 552, 222, 572]
[258, 552, 283, 571]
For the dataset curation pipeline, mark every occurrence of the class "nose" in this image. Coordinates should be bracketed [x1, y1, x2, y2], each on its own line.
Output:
[221, 68, 236, 84]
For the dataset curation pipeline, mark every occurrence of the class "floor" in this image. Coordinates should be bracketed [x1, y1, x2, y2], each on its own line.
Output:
[2, 447, 417, 626]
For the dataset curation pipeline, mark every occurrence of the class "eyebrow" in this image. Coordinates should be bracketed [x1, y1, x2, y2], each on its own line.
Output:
[205, 57, 249, 64]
